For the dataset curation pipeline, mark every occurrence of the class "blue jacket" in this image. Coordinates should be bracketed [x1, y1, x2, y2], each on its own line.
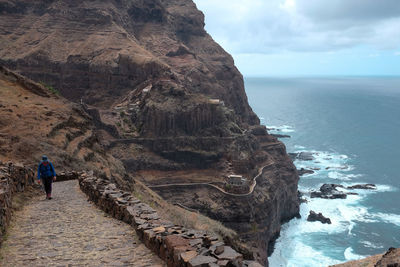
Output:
[37, 161, 56, 180]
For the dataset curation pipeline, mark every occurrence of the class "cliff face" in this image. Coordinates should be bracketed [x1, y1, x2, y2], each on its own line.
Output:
[0, 1, 299, 265]
[152, 137, 300, 263]
[0, 0, 258, 125]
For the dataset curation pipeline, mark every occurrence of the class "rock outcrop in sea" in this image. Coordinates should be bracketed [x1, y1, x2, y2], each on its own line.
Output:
[0, 1, 300, 265]
[307, 210, 331, 224]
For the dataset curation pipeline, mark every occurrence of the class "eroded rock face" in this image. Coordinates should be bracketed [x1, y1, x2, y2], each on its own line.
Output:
[0, 0, 258, 126]
[152, 139, 300, 265]
[0, 1, 300, 265]
[0, 0, 266, 172]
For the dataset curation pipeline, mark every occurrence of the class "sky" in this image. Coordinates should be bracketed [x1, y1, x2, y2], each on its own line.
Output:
[193, 0, 400, 76]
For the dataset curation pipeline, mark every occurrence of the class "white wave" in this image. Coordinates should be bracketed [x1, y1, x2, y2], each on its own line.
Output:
[293, 149, 356, 180]
[344, 247, 365, 261]
[360, 240, 384, 249]
[372, 212, 400, 227]
[298, 201, 348, 234]
[269, 236, 342, 267]
[375, 184, 398, 192]
[336, 201, 377, 225]
[339, 183, 397, 194]
[267, 124, 295, 133]
[276, 145, 398, 266]
[328, 172, 362, 181]
[299, 193, 379, 233]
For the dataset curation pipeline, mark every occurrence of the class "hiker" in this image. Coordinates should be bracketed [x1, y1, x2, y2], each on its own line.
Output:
[37, 155, 56, 199]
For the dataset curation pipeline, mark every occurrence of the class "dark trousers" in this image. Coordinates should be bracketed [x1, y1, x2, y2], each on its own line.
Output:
[42, 176, 53, 195]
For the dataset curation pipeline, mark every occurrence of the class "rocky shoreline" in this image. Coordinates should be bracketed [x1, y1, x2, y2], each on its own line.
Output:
[310, 183, 377, 200]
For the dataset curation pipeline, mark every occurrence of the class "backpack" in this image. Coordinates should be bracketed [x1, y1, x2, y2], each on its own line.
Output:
[39, 161, 53, 178]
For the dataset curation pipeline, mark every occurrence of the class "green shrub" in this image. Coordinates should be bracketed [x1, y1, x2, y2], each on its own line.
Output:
[39, 81, 60, 95]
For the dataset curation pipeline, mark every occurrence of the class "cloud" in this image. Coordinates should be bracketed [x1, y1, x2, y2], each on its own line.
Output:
[193, 0, 400, 54]
[395, 52, 400, 56]
[297, 0, 400, 23]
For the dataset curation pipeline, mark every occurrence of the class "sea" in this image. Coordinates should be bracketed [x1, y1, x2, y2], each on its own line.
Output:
[244, 77, 400, 267]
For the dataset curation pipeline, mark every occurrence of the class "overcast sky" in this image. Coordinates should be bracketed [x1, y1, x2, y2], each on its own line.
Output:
[193, 0, 400, 76]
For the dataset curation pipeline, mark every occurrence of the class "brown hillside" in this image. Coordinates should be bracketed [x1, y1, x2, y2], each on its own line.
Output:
[0, 66, 127, 185]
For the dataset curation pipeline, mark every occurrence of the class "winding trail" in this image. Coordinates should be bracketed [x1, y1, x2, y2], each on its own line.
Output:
[148, 161, 275, 197]
[0, 180, 164, 267]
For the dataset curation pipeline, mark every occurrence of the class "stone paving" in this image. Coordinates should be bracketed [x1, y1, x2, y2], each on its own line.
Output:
[0, 180, 165, 267]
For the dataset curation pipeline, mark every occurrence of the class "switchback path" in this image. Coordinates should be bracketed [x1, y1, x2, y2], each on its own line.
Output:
[0, 180, 164, 267]
[148, 161, 275, 197]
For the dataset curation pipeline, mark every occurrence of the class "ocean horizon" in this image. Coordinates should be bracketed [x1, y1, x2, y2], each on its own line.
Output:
[244, 76, 400, 266]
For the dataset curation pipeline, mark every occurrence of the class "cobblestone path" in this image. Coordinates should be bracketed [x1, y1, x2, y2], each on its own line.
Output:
[0, 180, 165, 267]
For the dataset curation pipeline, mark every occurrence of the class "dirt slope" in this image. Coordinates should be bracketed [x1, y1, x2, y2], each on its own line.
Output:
[0, 66, 127, 185]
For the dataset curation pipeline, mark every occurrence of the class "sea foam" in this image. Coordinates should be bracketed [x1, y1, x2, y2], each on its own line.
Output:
[344, 247, 365, 261]
[270, 145, 394, 266]
[267, 124, 295, 133]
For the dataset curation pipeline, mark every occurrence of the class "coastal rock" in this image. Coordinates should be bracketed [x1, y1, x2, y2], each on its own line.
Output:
[271, 134, 291, 138]
[307, 211, 332, 224]
[249, 125, 268, 136]
[311, 183, 378, 200]
[347, 184, 377, 190]
[298, 168, 315, 176]
[311, 184, 347, 199]
[289, 152, 315, 161]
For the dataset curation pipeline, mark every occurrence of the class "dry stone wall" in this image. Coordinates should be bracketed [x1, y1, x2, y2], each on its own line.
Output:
[79, 173, 263, 267]
[0, 162, 35, 246]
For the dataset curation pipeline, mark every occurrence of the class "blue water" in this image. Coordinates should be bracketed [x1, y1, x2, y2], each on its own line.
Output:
[244, 77, 400, 266]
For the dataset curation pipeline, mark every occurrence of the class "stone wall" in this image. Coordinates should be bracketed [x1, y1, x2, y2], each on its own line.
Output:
[78, 173, 263, 267]
[55, 171, 81, 182]
[0, 162, 35, 246]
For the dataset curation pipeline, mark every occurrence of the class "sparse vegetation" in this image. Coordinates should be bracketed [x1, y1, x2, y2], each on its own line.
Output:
[251, 222, 258, 233]
[39, 81, 60, 95]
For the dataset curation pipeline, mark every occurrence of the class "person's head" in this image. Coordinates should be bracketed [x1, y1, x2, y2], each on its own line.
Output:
[42, 155, 48, 162]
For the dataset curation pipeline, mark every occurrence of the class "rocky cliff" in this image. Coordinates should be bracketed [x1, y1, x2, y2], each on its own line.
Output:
[0, 1, 299, 265]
